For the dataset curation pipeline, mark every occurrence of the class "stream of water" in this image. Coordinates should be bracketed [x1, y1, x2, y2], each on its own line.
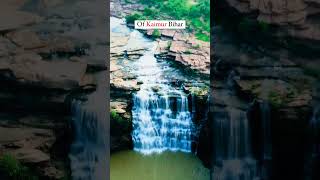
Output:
[70, 73, 108, 180]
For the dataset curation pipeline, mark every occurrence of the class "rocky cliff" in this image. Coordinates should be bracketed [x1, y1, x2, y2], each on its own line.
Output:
[0, 0, 106, 179]
[216, 0, 320, 41]
[213, 1, 320, 179]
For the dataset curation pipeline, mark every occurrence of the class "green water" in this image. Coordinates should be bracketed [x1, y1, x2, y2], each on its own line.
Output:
[111, 150, 210, 180]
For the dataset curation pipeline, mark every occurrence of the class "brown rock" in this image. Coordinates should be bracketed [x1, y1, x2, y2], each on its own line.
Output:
[11, 148, 50, 164]
[0, 10, 42, 32]
[160, 30, 176, 38]
[6, 30, 46, 50]
[0, 52, 88, 90]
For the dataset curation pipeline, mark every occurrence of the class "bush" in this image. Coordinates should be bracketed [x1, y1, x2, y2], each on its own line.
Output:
[110, 110, 130, 135]
[111, 110, 123, 123]
[167, 41, 172, 49]
[268, 91, 283, 108]
[137, 0, 210, 42]
[185, 49, 192, 54]
[0, 154, 38, 180]
[125, 13, 144, 24]
[152, 29, 161, 38]
[143, 8, 154, 17]
[192, 44, 200, 49]
[195, 32, 210, 42]
[303, 67, 320, 79]
[258, 21, 270, 32]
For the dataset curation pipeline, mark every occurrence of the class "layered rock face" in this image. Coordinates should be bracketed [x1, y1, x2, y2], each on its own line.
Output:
[0, 0, 106, 179]
[211, 26, 317, 179]
[218, 0, 320, 41]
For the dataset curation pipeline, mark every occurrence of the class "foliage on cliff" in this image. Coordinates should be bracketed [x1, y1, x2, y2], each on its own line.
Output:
[0, 154, 38, 180]
[125, 0, 210, 41]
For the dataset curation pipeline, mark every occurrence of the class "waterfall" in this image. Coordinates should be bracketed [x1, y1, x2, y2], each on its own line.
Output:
[305, 105, 320, 180]
[211, 70, 260, 180]
[213, 108, 260, 180]
[69, 73, 108, 180]
[132, 89, 193, 154]
[310, 105, 320, 155]
[260, 101, 272, 161]
[130, 33, 195, 155]
[258, 101, 272, 180]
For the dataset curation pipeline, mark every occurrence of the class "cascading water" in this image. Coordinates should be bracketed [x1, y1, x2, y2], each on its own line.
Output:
[213, 108, 259, 180]
[69, 73, 108, 180]
[110, 16, 210, 180]
[213, 71, 260, 180]
[132, 88, 193, 154]
[130, 36, 194, 155]
[259, 101, 272, 180]
[305, 105, 320, 180]
[260, 101, 272, 161]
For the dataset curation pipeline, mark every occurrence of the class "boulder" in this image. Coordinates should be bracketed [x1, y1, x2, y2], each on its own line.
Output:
[10, 148, 50, 164]
[6, 30, 46, 50]
[111, 78, 140, 91]
[0, 52, 88, 90]
[0, 10, 42, 32]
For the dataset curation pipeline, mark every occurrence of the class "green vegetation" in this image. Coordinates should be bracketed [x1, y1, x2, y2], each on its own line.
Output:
[0, 154, 38, 180]
[167, 41, 172, 49]
[110, 109, 130, 136]
[125, 13, 145, 24]
[111, 109, 125, 124]
[192, 43, 200, 49]
[185, 49, 192, 54]
[195, 32, 210, 42]
[268, 91, 283, 108]
[125, 0, 210, 42]
[238, 18, 271, 35]
[152, 29, 161, 38]
[303, 67, 320, 79]
[258, 21, 270, 33]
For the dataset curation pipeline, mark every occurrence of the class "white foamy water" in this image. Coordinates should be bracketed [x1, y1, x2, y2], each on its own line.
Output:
[131, 42, 194, 155]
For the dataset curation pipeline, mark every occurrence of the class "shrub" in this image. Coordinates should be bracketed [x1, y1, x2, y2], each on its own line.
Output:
[192, 44, 200, 49]
[303, 67, 320, 79]
[0, 154, 38, 180]
[258, 21, 270, 32]
[185, 49, 192, 54]
[138, 0, 210, 42]
[125, 13, 143, 24]
[152, 29, 161, 38]
[268, 91, 283, 108]
[111, 110, 123, 123]
[195, 32, 210, 42]
[143, 8, 154, 17]
[167, 41, 172, 49]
